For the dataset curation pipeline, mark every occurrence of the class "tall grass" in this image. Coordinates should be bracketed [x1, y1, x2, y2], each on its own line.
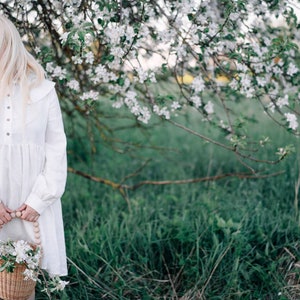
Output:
[36, 99, 300, 299]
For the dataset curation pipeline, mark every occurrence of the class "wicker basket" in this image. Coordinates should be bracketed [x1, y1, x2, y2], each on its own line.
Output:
[0, 261, 36, 300]
[0, 214, 41, 300]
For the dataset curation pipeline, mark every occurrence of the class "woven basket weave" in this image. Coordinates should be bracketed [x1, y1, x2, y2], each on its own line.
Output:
[0, 214, 40, 300]
[0, 260, 36, 300]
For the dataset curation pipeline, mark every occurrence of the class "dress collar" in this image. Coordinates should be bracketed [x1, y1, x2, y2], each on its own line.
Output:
[29, 79, 55, 103]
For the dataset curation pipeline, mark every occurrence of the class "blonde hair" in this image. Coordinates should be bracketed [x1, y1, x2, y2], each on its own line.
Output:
[0, 15, 45, 101]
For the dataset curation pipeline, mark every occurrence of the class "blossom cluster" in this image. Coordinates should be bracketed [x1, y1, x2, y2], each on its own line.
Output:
[46, 0, 298, 127]
[4, 0, 300, 159]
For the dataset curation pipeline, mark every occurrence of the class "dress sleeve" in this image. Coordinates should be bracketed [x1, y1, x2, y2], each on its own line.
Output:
[25, 89, 67, 214]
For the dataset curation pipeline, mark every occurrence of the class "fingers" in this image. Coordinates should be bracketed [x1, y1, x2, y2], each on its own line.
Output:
[10, 204, 39, 223]
[3, 212, 12, 222]
[0, 206, 40, 226]
[25, 205, 39, 215]
[20, 208, 40, 222]
[0, 202, 11, 224]
[0, 211, 12, 224]
[21, 215, 39, 222]
[16, 204, 27, 212]
[20, 205, 39, 222]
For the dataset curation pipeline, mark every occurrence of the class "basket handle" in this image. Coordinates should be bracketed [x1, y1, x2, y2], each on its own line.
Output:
[8, 212, 41, 247]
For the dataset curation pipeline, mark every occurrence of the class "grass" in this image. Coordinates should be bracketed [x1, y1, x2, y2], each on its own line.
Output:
[36, 95, 300, 299]
[58, 176, 300, 299]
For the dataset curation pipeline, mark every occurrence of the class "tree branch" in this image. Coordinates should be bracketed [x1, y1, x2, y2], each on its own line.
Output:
[68, 166, 284, 193]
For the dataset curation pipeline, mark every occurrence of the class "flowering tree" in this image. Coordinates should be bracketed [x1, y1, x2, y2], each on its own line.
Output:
[1, 0, 299, 193]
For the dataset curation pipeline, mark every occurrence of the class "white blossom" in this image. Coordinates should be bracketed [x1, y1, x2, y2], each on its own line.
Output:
[190, 95, 202, 108]
[65, 6, 75, 16]
[67, 80, 80, 92]
[229, 79, 239, 91]
[23, 269, 38, 281]
[240, 74, 252, 89]
[256, 76, 267, 87]
[267, 102, 275, 113]
[208, 22, 218, 36]
[84, 33, 94, 46]
[52, 66, 67, 80]
[229, 12, 240, 21]
[110, 47, 125, 59]
[175, 45, 187, 59]
[276, 147, 287, 156]
[53, 279, 69, 291]
[287, 63, 299, 76]
[84, 51, 94, 64]
[94, 65, 107, 81]
[13, 240, 31, 263]
[80, 90, 99, 101]
[64, 0, 80, 6]
[72, 15, 81, 26]
[34, 47, 41, 54]
[45, 62, 54, 73]
[171, 101, 181, 111]
[153, 105, 170, 119]
[59, 32, 69, 44]
[136, 67, 148, 83]
[137, 107, 151, 124]
[285, 112, 298, 130]
[72, 32, 80, 42]
[104, 26, 125, 45]
[277, 95, 289, 108]
[95, 7, 115, 22]
[149, 72, 156, 83]
[191, 75, 205, 93]
[92, 65, 118, 83]
[204, 101, 214, 114]
[72, 56, 83, 65]
[125, 26, 135, 43]
[272, 66, 283, 75]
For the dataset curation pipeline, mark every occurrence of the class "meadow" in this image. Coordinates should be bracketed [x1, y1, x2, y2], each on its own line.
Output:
[37, 92, 300, 299]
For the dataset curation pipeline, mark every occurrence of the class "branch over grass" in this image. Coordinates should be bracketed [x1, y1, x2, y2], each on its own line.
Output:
[68, 166, 284, 193]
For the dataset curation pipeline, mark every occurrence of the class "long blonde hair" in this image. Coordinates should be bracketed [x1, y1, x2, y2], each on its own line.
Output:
[0, 15, 45, 101]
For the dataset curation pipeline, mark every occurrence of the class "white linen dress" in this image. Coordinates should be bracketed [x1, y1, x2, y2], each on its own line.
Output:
[0, 79, 67, 276]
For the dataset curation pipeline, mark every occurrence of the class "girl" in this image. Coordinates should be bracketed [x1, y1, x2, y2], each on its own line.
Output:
[0, 15, 67, 299]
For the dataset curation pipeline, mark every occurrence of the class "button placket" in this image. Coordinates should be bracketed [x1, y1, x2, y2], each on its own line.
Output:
[3, 94, 12, 143]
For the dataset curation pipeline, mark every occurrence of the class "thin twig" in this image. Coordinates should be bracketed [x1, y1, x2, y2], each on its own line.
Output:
[169, 120, 285, 165]
[120, 159, 151, 184]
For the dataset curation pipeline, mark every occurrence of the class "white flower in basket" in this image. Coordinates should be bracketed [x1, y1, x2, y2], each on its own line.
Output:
[0, 239, 41, 280]
[0, 239, 68, 299]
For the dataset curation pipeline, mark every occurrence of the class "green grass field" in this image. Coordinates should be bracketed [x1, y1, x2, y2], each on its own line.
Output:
[37, 94, 300, 299]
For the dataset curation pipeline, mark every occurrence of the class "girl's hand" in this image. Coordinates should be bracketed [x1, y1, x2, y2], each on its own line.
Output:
[0, 202, 13, 227]
[16, 204, 40, 222]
